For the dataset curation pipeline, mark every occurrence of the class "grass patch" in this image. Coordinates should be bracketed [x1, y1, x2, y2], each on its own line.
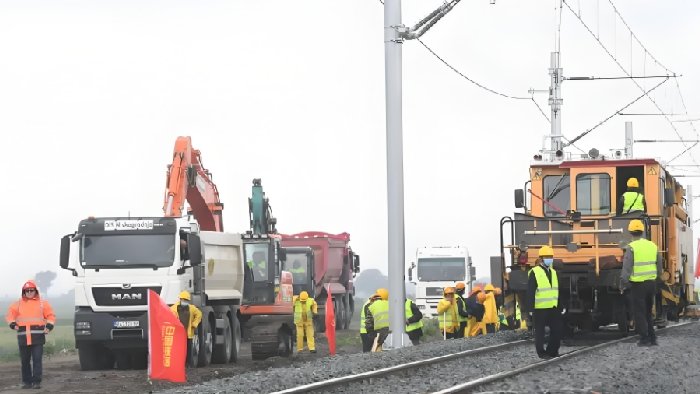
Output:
[0, 325, 74, 361]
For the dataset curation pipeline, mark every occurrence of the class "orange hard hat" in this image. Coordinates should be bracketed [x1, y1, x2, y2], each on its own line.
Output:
[470, 285, 483, 296]
[455, 282, 466, 290]
[444, 287, 455, 295]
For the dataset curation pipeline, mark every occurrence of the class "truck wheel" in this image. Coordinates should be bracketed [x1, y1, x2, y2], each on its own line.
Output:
[344, 295, 353, 330]
[230, 314, 241, 363]
[78, 344, 100, 371]
[197, 312, 213, 367]
[278, 328, 292, 357]
[212, 317, 232, 364]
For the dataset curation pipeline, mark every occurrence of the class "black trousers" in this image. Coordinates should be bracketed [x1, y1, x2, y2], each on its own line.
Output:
[484, 323, 496, 334]
[533, 308, 562, 357]
[456, 322, 467, 338]
[631, 280, 656, 342]
[407, 329, 422, 345]
[19, 344, 43, 384]
[361, 332, 375, 353]
[185, 338, 193, 368]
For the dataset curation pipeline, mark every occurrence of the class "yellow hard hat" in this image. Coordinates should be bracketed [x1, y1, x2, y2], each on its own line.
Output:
[538, 245, 554, 257]
[455, 282, 466, 290]
[627, 177, 639, 188]
[484, 283, 495, 292]
[628, 219, 644, 233]
[377, 288, 389, 301]
[444, 287, 455, 295]
[299, 291, 309, 301]
[179, 290, 191, 301]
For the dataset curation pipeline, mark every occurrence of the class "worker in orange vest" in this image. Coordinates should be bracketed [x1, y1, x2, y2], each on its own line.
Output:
[5, 280, 56, 389]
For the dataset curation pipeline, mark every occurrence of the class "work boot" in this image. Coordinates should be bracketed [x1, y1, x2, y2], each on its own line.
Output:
[650, 338, 658, 346]
[310, 349, 316, 353]
[637, 339, 652, 347]
[21, 383, 32, 389]
[32, 383, 41, 389]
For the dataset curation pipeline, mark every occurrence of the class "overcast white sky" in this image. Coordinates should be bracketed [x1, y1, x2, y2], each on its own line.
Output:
[1, 0, 699, 297]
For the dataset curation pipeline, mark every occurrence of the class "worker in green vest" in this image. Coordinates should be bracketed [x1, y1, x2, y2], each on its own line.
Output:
[366, 288, 389, 352]
[527, 245, 563, 359]
[454, 282, 469, 338]
[617, 177, 647, 215]
[621, 219, 662, 347]
[404, 298, 424, 346]
[360, 292, 380, 353]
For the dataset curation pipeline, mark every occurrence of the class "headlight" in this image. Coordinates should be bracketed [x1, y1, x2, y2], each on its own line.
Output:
[76, 321, 91, 329]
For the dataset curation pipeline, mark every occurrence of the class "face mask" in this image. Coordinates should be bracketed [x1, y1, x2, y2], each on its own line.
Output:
[543, 258, 554, 267]
[180, 300, 189, 306]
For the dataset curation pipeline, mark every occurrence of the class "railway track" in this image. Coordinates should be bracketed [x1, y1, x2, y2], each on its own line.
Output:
[272, 322, 691, 394]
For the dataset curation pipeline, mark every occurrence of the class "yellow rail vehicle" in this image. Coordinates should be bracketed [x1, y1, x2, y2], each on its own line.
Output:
[498, 155, 695, 332]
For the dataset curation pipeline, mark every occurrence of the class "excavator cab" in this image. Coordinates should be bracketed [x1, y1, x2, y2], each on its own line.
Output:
[242, 234, 282, 304]
[282, 247, 315, 297]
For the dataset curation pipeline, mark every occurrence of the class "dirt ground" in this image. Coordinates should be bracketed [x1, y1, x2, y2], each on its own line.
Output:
[0, 332, 362, 394]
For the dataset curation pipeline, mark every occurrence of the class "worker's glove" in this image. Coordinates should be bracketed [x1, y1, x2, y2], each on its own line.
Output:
[46, 323, 54, 331]
[9, 322, 17, 330]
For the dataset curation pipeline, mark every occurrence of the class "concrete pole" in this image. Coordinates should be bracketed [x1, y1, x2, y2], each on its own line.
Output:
[384, 0, 407, 349]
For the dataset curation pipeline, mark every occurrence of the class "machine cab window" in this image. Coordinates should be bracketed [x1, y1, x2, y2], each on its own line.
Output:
[576, 173, 611, 215]
[245, 243, 271, 282]
[543, 174, 570, 217]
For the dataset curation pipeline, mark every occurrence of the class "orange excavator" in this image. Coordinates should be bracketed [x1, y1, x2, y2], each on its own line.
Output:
[239, 178, 294, 359]
[163, 136, 224, 231]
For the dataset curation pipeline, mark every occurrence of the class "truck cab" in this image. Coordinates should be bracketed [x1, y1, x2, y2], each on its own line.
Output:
[408, 246, 470, 318]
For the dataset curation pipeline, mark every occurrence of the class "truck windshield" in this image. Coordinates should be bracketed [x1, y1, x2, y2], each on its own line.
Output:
[283, 253, 308, 285]
[81, 234, 175, 267]
[245, 243, 270, 282]
[416, 258, 466, 281]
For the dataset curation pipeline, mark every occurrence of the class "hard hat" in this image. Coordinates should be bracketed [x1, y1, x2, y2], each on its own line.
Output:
[470, 286, 482, 296]
[377, 288, 389, 301]
[628, 219, 644, 233]
[299, 291, 309, 301]
[455, 282, 466, 290]
[627, 178, 639, 188]
[179, 290, 191, 301]
[444, 287, 455, 295]
[484, 283, 495, 292]
[538, 245, 554, 257]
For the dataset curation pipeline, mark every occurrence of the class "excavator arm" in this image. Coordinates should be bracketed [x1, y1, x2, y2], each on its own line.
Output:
[163, 136, 224, 231]
[249, 178, 276, 234]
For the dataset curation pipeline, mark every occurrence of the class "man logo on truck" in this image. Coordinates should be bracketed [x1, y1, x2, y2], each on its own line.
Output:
[111, 293, 143, 301]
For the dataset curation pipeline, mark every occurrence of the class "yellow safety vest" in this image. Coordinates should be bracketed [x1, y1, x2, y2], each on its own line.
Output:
[405, 299, 423, 333]
[293, 299, 315, 324]
[437, 298, 457, 331]
[530, 266, 559, 309]
[456, 296, 468, 323]
[368, 300, 389, 330]
[629, 239, 658, 282]
[623, 192, 645, 213]
[360, 299, 372, 334]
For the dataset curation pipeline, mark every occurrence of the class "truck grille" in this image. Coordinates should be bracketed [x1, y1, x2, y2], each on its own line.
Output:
[426, 287, 444, 296]
[92, 287, 162, 306]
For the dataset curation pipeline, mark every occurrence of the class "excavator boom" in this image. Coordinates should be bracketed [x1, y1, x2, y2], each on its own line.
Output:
[163, 136, 224, 231]
[249, 178, 276, 234]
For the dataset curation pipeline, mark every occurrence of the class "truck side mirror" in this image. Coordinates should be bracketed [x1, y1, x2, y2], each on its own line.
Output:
[188, 234, 202, 266]
[664, 188, 676, 207]
[408, 266, 413, 282]
[60, 235, 71, 270]
[514, 189, 525, 208]
[354, 255, 360, 273]
[278, 246, 287, 262]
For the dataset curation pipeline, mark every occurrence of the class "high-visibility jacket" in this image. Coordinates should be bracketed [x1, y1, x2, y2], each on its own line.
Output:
[405, 299, 423, 333]
[6, 290, 56, 346]
[622, 192, 645, 213]
[293, 298, 317, 324]
[437, 298, 458, 333]
[360, 299, 373, 334]
[455, 295, 469, 323]
[477, 291, 500, 324]
[170, 302, 203, 339]
[530, 266, 559, 309]
[629, 239, 658, 282]
[368, 300, 389, 331]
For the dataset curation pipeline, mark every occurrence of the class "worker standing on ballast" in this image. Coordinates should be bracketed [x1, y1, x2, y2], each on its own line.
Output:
[437, 287, 459, 339]
[454, 282, 469, 338]
[170, 290, 202, 367]
[527, 246, 563, 359]
[621, 219, 662, 347]
[404, 298, 424, 346]
[360, 292, 380, 352]
[366, 288, 389, 352]
[466, 286, 485, 337]
[478, 283, 502, 334]
[293, 291, 318, 353]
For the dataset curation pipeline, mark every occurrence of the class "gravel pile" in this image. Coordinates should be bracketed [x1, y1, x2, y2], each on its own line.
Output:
[477, 321, 700, 394]
[159, 330, 530, 394]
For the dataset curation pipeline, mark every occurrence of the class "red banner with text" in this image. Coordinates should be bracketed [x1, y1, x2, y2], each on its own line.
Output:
[148, 290, 186, 383]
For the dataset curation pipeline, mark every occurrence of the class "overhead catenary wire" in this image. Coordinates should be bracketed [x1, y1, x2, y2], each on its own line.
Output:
[562, 0, 699, 166]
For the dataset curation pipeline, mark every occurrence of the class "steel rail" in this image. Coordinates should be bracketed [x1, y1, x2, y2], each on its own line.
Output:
[271, 339, 530, 394]
[433, 321, 694, 394]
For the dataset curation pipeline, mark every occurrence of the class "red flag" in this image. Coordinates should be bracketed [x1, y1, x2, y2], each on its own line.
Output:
[148, 290, 187, 383]
[325, 287, 336, 356]
[695, 239, 700, 279]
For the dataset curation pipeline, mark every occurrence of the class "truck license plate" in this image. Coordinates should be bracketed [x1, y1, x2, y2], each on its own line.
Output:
[113, 320, 140, 328]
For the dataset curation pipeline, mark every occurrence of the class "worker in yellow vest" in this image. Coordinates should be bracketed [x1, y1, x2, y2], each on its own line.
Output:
[617, 177, 647, 215]
[437, 287, 459, 339]
[404, 298, 424, 345]
[478, 283, 502, 334]
[367, 288, 389, 352]
[360, 293, 380, 352]
[621, 219, 662, 347]
[527, 246, 563, 359]
[454, 282, 469, 338]
[293, 291, 318, 353]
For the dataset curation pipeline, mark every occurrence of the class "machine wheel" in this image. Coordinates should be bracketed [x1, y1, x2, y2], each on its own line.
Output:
[197, 310, 213, 367]
[230, 314, 241, 363]
[78, 344, 113, 370]
[278, 328, 293, 357]
[212, 316, 232, 364]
